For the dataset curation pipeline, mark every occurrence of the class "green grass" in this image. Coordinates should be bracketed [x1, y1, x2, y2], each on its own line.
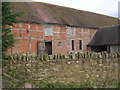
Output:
[38, 81, 93, 88]
[38, 81, 119, 88]
[3, 74, 119, 88]
[2, 58, 119, 88]
[38, 78, 120, 88]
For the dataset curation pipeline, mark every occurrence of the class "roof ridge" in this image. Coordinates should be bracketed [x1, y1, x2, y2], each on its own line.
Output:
[33, 1, 119, 19]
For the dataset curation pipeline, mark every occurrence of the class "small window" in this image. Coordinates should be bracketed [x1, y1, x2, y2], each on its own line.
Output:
[67, 27, 75, 37]
[79, 40, 82, 50]
[44, 25, 52, 36]
[58, 41, 62, 46]
[72, 40, 75, 50]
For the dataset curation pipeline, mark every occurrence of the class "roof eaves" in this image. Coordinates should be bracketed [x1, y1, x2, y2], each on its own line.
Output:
[19, 20, 100, 29]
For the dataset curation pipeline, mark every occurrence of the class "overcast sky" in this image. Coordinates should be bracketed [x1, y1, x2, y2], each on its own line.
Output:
[33, 0, 119, 18]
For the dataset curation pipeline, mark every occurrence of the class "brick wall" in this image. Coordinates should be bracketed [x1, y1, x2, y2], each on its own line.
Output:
[9, 23, 97, 55]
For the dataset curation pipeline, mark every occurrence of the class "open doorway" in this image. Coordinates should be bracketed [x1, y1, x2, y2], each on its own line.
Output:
[45, 41, 52, 55]
[90, 46, 107, 52]
[37, 41, 52, 55]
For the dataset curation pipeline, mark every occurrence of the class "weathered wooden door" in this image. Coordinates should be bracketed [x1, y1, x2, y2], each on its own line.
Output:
[37, 41, 46, 54]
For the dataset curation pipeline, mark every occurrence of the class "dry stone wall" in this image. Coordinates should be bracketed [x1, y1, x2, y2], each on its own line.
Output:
[8, 51, 120, 61]
[3, 52, 119, 87]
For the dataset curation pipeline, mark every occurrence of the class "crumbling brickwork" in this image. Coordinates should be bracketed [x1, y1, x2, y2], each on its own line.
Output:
[9, 23, 97, 55]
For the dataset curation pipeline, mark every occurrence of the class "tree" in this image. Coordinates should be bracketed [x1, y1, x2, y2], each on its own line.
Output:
[2, 2, 20, 57]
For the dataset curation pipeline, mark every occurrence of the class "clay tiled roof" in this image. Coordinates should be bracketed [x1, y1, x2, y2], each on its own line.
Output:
[10, 2, 119, 28]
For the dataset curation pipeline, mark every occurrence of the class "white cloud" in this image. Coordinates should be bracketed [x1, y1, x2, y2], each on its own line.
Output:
[33, 0, 119, 17]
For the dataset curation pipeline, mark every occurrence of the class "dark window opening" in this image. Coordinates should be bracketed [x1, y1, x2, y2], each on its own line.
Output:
[107, 46, 110, 53]
[72, 40, 75, 50]
[79, 40, 82, 50]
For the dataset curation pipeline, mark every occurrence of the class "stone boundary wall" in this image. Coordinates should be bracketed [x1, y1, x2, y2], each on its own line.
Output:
[8, 51, 120, 61]
[3, 53, 119, 88]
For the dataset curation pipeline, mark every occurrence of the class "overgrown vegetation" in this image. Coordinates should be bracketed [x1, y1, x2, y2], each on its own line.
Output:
[38, 78, 120, 88]
[2, 2, 20, 59]
[2, 58, 119, 88]
[38, 78, 93, 88]
[2, 74, 119, 88]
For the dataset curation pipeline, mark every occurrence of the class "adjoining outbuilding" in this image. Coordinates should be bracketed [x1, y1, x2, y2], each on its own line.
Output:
[88, 25, 120, 53]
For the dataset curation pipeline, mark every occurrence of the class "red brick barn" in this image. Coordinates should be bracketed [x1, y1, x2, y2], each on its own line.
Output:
[8, 2, 119, 55]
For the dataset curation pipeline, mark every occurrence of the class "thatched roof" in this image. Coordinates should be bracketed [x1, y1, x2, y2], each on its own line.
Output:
[88, 25, 120, 46]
